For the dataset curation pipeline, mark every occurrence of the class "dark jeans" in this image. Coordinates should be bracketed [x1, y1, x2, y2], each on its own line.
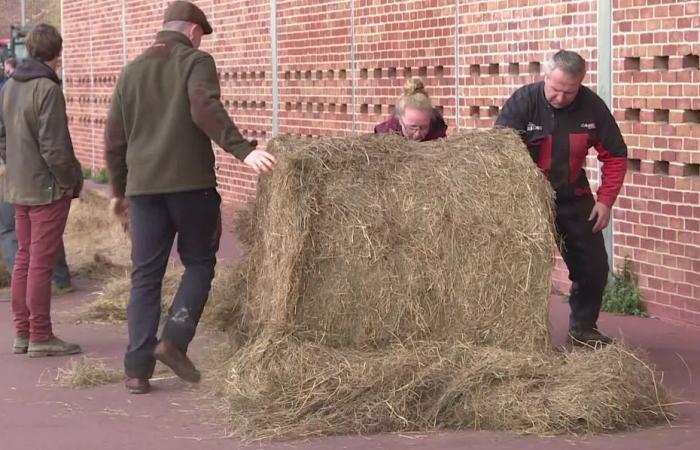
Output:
[555, 194, 610, 332]
[0, 201, 71, 287]
[124, 188, 221, 379]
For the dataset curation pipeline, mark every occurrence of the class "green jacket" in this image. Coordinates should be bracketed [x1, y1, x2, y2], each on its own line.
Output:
[0, 59, 83, 205]
[105, 31, 255, 197]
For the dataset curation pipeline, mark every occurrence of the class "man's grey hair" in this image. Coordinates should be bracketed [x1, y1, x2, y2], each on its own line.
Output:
[544, 50, 587, 78]
[163, 20, 196, 33]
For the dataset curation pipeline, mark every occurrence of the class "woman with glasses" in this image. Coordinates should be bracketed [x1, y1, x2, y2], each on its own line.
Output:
[374, 78, 447, 141]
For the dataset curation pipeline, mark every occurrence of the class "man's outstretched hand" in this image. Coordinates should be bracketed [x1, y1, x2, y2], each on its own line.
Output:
[244, 149, 277, 174]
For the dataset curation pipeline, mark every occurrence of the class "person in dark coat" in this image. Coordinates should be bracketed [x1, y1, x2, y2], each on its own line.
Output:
[105, 1, 276, 394]
[496, 50, 628, 346]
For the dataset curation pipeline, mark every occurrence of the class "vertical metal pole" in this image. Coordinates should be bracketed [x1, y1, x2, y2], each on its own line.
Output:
[597, 0, 614, 273]
[271, 0, 279, 136]
[121, 0, 127, 64]
[454, 0, 460, 130]
[350, 0, 356, 134]
[21, 0, 26, 26]
[60, 0, 64, 84]
[88, 0, 95, 171]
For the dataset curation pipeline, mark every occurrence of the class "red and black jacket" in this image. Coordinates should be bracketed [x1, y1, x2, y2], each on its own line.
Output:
[496, 82, 627, 207]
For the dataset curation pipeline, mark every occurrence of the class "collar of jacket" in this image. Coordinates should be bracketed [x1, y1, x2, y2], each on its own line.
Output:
[11, 59, 60, 85]
[155, 30, 194, 48]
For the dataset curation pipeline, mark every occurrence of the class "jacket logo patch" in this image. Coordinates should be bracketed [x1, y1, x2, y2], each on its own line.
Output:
[580, 122, 596, 130]
[527, 122, 543, 131]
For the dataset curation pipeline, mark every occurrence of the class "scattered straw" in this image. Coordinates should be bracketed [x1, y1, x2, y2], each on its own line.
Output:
[214, 336, 671, 439]
[201, 265, 251, 341]
[81, 265, 183, 323]
[80, 263, 245, 326]
[54, 356, 121, 388]
[0, 258, 10, 288]
[3, 190, 122, 287]
[64, 191, 132, 281]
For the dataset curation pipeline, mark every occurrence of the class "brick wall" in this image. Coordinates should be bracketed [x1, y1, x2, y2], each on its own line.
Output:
[0, 0, 21, 40]
[353, 1, 456, 133]
[613, 0, 700, 324]
[63, 0, 96, 169]
[0, 0, 61, 40]
[212, 0, 272, 202]
[61, 0, 700, 327]
[24, 0, 61, 27]
[278, 1, 352, 137]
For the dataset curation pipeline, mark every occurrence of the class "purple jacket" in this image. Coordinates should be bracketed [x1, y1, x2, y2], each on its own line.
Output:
[374, 109, 448, 141]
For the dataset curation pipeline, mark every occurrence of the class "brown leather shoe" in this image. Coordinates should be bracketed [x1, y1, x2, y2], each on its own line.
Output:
[27, 335, 82, 358]
[125, 377, 150, 394]
[154, 340, 201, 383]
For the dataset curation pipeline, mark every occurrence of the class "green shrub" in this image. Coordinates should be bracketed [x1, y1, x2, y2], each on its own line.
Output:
[602, 258, 647, 317]
[92, 168, 109, 184]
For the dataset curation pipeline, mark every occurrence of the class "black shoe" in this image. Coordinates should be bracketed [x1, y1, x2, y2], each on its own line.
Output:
[568, 328, 613, 347]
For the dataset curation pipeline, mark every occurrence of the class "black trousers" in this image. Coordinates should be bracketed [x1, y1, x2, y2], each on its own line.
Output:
[555, 194, 609, 332]
[124, 188, 221, 379]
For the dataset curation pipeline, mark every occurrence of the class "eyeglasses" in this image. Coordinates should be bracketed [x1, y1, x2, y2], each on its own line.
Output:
[400, 120, 430, 133]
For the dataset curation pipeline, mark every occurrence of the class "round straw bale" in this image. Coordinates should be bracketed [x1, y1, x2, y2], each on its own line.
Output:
[231, 130, 556, 351]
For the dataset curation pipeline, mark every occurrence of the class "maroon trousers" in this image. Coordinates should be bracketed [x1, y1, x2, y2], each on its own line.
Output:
[11, 197, 71, 342]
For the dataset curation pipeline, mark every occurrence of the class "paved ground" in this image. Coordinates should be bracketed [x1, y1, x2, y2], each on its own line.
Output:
[0, 224, 698, 450]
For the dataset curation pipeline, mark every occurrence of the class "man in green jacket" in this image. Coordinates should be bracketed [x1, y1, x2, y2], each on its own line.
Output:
[0, 24, 83, 357]
[105, 1, 276, 394]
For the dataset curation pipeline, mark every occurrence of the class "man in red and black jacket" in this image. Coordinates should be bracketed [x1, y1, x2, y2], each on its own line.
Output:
[496, 50, 627, 346]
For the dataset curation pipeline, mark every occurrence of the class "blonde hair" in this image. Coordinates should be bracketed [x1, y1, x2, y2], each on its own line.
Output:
[396, 78, 432, 117]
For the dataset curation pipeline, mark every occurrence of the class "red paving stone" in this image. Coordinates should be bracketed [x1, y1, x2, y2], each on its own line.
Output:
[0, 225, 698, 450]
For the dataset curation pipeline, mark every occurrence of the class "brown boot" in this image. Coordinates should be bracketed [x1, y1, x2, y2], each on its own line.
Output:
[154, 340, 201, 383]
[125, 377, 151, 394]
[27, 335, 82, 358]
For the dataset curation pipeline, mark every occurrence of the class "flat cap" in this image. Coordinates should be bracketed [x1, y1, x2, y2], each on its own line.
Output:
[164, 1, 213, 35]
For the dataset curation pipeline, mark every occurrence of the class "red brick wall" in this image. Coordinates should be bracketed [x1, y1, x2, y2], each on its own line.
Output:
[211, 0, 272, 202]
[612, 0, 700, 324]
[278, 1, 353, 137]
[63, 0, 98, 169]
[353, 0, 456, 133]
[25, 0, 61, 27]
[0, 0, 61, 40]
[0, 0, 21, 40]
[459, 1, 598, 129]
[61, 0, 700, 327]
